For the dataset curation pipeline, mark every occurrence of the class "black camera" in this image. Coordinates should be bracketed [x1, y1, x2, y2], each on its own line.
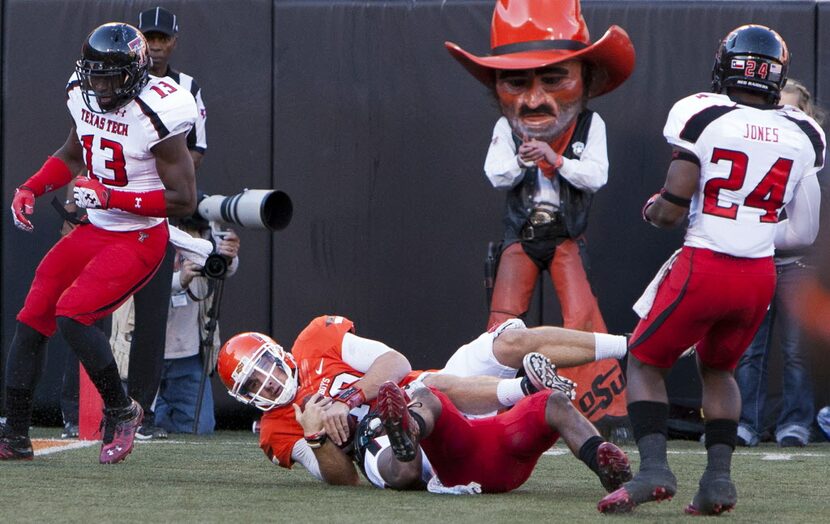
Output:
[201, 253, 229, 280]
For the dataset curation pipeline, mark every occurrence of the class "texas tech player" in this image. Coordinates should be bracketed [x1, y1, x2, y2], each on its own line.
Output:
[2, 23, 196, 464]
[599, 25, 824, 515]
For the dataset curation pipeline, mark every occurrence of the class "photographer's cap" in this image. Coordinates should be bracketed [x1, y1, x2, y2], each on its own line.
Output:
[138, 7, 179, 36]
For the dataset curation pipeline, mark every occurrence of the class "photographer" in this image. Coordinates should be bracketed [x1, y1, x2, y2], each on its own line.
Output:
[153, 216, 240, 435]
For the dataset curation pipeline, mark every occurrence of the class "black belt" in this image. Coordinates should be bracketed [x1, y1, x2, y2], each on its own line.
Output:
[521, 210, 565, 240]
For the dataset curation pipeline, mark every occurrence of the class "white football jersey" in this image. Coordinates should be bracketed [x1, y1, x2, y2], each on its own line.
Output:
[664, 92, 825, 257]
[66, 74, 198, 231]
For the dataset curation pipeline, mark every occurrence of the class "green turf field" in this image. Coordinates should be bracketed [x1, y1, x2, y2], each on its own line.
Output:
[1, 430, 827, 523]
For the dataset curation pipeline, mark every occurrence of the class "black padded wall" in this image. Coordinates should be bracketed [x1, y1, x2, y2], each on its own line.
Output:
[2, 0, 827, 421]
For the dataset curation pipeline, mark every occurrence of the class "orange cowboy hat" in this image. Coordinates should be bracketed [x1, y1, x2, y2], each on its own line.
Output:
[445, 0, 635, 98]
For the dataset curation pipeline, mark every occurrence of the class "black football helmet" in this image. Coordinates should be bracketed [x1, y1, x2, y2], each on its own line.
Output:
[75, 23, 150, 114]
[711, 24, 789, 103]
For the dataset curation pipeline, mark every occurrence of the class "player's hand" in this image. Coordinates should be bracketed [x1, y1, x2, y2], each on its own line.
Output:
[642, 192, 660, 224]
[292, 393, 331, 435]
[10, 186, 36, 232]
[321, 399, 352, 447]
[73, 176, 111, 209]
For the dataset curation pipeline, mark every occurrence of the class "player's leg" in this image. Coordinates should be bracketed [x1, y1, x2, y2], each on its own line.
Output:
[684, 258, 774, 516]
[56, 223, 167, 463]
[684, 362, 739, 516]
[686, 311, 769, 513]
[542, 390, 632, 493]
[2, 230, 97, 459]
[492, 324, 627, 369]
[0, 323, 48, 460]
[598, 251, 707, 513]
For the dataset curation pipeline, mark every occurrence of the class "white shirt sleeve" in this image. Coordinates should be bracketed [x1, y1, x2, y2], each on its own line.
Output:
[340, 332, 394, 373]
[193, 87, 207, 152]
[775, 172, 821, 250]
[290, 439, 323, 481]
[557, 113, 609, 193]
[484, 117, 526, 189]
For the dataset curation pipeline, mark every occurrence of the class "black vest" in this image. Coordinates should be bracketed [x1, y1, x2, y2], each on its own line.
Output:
[502, 109, 596, 243]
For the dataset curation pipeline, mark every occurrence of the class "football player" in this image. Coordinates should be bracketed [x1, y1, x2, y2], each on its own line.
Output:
[374, 379, 631, 494]
[217, 315, 630, 490]
[1, 23, 197, 464]
[598, 25, 824, 515]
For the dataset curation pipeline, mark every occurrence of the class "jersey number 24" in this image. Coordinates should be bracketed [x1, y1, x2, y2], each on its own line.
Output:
[703, 147, 793, 223]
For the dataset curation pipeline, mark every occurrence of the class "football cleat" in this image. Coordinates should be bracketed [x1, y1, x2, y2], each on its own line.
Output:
[596, 442, 633, 492]
[522, 352, 577, 399]
[376, 381, 419, 462]
[99, 399, 143, 464]
[0, 424, 34, 461]
[597, 469, 677, 513]
[685, 475, 737, 516]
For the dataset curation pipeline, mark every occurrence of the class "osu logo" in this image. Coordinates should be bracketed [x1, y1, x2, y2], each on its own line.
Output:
[577, 367, 626, 418]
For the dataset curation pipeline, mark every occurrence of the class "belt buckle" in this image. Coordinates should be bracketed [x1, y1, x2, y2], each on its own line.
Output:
[529, 210, 553, 226]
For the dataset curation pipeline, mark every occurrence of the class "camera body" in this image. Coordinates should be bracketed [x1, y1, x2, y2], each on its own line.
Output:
[201, 253, 229, 280]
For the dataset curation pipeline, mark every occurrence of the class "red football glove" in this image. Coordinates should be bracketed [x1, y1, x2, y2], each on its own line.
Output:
[642, 192, 660, 224]
[10, 186, 36, 232]
[73, 176, 111, 209]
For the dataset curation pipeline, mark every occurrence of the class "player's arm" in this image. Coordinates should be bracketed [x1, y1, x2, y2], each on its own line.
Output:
[775, 173, 821, 251]
[151, 131, 197, 217]
[72, 131, 196, 218]
[10, 126, 85, 232]
[323, 334, 412, 446]
[53, 126, 87, 174]
[643, 147, 698, 228]
[293, 394, 359, 486]
[189, 150, 204, 171]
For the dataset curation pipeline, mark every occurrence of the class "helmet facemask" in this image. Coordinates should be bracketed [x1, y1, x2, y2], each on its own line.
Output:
[227, 341, 298, 411]
[75, 23, 150, 114]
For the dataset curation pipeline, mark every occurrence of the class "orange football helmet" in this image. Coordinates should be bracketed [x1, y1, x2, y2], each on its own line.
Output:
[217, 332, 298, 411]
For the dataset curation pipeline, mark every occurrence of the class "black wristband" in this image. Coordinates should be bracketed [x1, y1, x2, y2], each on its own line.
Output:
[671, 149, 700, 166]
[660, 188, 692, 208]
[305, 432, 328, 449]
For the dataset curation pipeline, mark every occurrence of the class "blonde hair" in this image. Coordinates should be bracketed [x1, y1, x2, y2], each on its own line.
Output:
[783, 79, 825, 125]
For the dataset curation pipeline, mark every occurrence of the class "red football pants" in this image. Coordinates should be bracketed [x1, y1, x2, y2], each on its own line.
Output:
[17, 222, 168, 336]
[420, 389, 558, 493]
[630, 246, 775, 371]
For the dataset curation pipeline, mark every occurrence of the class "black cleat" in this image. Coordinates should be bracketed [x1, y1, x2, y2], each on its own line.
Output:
[598, 468, 677, 513]
[0, 423, 34, 461]
[685, 474, 737, 516]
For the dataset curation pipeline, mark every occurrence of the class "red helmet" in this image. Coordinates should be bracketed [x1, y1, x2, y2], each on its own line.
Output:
[217, 332, 298, 411]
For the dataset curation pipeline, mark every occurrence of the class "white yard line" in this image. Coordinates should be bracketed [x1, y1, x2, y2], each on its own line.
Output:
[543, 447, 828, 458]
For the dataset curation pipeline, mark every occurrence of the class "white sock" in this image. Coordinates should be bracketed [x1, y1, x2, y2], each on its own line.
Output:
[594, 333, 628, 360]
[496, 378, 527, 407]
